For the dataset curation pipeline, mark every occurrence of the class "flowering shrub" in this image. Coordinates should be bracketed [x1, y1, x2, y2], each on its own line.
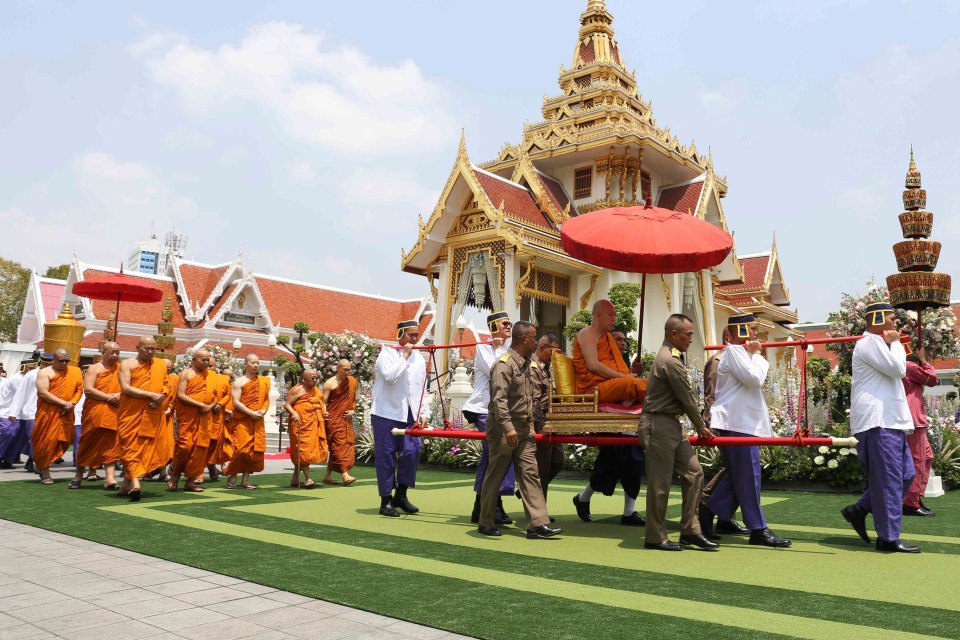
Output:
[306, 331, 379, 384]
[827, 282, 958, 373]
[174, 344, 242, 374]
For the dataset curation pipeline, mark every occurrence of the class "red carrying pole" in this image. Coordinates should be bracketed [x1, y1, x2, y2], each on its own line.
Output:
[391, 428, 857, 448]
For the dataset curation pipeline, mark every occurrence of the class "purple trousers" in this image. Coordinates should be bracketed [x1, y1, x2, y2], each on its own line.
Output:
[0, 417, 27, 461]
[72, 424, 82, 465]
[705, 430, 766, 531]
[855, 427, 914, 542]
[19, 420, 34, 457]
[469, 413, 515, 495]
[371, 412, 421, 497]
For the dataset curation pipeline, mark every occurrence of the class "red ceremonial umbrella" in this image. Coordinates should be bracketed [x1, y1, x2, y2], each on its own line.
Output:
[71, 265, 163, 337]
[560, 198, 733, 355]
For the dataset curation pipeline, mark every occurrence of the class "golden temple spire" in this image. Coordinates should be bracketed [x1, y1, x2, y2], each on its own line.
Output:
[905, 145, 921, 189]
[574, 0, 620, 68]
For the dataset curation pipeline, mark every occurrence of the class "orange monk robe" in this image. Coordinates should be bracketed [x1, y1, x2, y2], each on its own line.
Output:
[573, 332, 648, 404]
[225, 376, 270, 475]
[117, 360, 169, 480]
[207, 372, 234, 465]
[325, 375, 357, 474]
[151, 372, 178, 471]
[289, 387, 328, 466]
[32, 366, 84, 469]
[78, 365, 121, 468]
[171, 371, 214, 479]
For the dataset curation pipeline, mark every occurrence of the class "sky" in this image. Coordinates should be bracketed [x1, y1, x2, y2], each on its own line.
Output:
[2, 0, 960, 323]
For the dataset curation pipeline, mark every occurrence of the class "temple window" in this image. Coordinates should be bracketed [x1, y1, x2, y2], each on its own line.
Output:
[574, 167, 593, 199]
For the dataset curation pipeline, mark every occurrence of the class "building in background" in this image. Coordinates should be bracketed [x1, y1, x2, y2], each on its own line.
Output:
[127, 232, 188, 275]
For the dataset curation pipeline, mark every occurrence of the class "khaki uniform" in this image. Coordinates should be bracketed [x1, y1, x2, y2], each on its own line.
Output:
[639, 342, 705, 544]
[531, 356, 562, 496]
[480, 348, 550, 529]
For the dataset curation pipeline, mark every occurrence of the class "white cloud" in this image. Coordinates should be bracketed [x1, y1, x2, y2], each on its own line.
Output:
[288, 162, 317, 184]
[73, 152, 151, 181]
[130, 22, 458, 155]
[337, 170, 439, 235]
[696, 81, 742, 112]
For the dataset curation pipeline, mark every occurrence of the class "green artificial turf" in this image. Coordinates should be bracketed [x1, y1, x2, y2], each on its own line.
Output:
[0, 468, 958, 640]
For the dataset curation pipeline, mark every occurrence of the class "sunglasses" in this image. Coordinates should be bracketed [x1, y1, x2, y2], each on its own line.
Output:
[56, 359, 70, 363]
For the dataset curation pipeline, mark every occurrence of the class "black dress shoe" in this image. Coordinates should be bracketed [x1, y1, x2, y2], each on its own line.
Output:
[527, 524, 563, 539]
[679, 533, 720, 550]
[903, 504, 935, 517]
[0, 459, 12, 469]
[698, 504, 720, 541]
[644, 540, 682, 551]
[379, 503, 400, 517]
[549, 516, 556, 523]
[876, 538, 921, 553]
[918, 499, 936, 516]
[392, 495, 419, 514]
[572, 495, 591, 522]
[841, 504, 871, 544]
[495, 498, 513, 525]
[470, 495, 481, 524]
[24, 459, 35, 473]
[749, 528, 792, 547]
[715, 518, 749, 535]
[620, 512, 646, 527]
[478, 525, 502, 536]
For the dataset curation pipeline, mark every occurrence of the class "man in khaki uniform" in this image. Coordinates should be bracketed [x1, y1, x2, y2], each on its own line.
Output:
[532, 333, 562, 507]
[640, 314, 717, 551]
[478, 321, 562, 539]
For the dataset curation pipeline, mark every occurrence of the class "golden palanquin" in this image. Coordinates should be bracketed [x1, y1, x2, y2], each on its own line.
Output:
[543, 352, 641, 434]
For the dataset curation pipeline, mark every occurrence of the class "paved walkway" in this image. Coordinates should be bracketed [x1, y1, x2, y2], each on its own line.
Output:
[0, 460, 473, 640]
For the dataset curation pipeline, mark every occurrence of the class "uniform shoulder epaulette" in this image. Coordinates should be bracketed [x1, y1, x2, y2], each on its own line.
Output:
[670, 347, 682, 358]
[530, 360, 539, 368]
[499, 353, 511, 363]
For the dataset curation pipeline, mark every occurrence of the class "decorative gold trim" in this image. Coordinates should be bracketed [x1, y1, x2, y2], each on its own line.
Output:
[516, 257, 537, 306]
[579, 274, 599, 309]
[660, 274, 671, 304]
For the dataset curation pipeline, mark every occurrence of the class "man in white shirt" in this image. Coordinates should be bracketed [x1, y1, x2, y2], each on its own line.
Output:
[9, 352, 51, 473]
[0, 357, 30, 468]
[463, 311, 515, 525]
[371, 320, 430, 517]
[841, 301, 920, 553]
[700, 313, 790, 547]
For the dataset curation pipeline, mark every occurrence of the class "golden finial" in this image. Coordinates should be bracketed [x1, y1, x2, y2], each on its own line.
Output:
[586, 0, 606, 10]
[57, 302, 75, 320]
[457, 129, 468, 159]
[905, 144, 922, 189]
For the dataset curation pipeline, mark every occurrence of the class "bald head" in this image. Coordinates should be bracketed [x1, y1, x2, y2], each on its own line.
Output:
[302, 368, 319, 388]
[51, 348, 71, 371]
[192, 349, 212, 372]
[136, 336, 157, 362]
[592, 299, 617, 333]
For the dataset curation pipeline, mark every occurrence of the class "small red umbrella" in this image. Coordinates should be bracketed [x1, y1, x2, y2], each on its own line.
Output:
[71, 265, 163, 337]
[561, 199, 733, 354]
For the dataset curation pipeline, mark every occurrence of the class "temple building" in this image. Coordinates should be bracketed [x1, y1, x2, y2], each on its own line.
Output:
[401, 0, 799, 367]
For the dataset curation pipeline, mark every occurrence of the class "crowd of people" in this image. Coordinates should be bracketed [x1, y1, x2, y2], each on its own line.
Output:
[0, 297, 937, 553]
[0, 338, 359, 498]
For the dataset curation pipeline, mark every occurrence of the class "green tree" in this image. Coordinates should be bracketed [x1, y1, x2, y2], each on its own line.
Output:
[0, 257, 31, 342]
[562, 281, 644, 356]
[43, 264, 70, 279]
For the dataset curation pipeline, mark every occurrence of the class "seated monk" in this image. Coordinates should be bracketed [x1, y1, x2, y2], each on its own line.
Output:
[573, 299, 648, 405]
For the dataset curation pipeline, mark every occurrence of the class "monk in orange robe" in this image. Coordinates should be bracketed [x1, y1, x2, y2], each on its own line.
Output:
[203, 368, 234, 481]
[169, 349, 215, 492]
[285, 369, 328, 488]
[225, 354, 270, 490]
[72, 342, 122, 490]
[322, 359, 358, 486]
[573, 299, 648, 405]
[117, 337, 170, 501]
[149, 359, 177, 481]
[33, 349, 83, 484]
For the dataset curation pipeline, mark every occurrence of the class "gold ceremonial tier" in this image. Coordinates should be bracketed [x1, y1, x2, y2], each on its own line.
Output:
[893, 240, 941, 272]
[898, 211, 933, 239]
[154, 334, 176, 349]
[905, 146, 922, 189]
[157, 321, 174, 335]
[903, 188, 927, 211]
[886, 272, 951, 309]
[43, 303, 85, 365]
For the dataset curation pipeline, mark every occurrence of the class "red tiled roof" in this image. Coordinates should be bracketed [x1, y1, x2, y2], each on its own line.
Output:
[579, 41, 595, 64]
[39, 281, 66, 321]
[179, 263, 228, 308]
[81, 270, 187, 328]
[725, 296, 759, 307]
[611, 43, 621, 66]
[473, 170, 552, 229]
[658, 182, 703, 213]
[206, 283, 238, 321]
[254, 277, 420, 342]
[717, 255, 771, 294]
[538, 173, 573, 215]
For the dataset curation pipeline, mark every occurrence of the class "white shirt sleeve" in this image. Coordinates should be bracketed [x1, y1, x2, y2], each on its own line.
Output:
[862, 336, 907, 380]
[375, 346, 409, 383]
[719, 346, 769, 390]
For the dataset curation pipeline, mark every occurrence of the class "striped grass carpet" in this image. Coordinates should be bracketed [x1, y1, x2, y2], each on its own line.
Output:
[0, 467, 957, 640]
